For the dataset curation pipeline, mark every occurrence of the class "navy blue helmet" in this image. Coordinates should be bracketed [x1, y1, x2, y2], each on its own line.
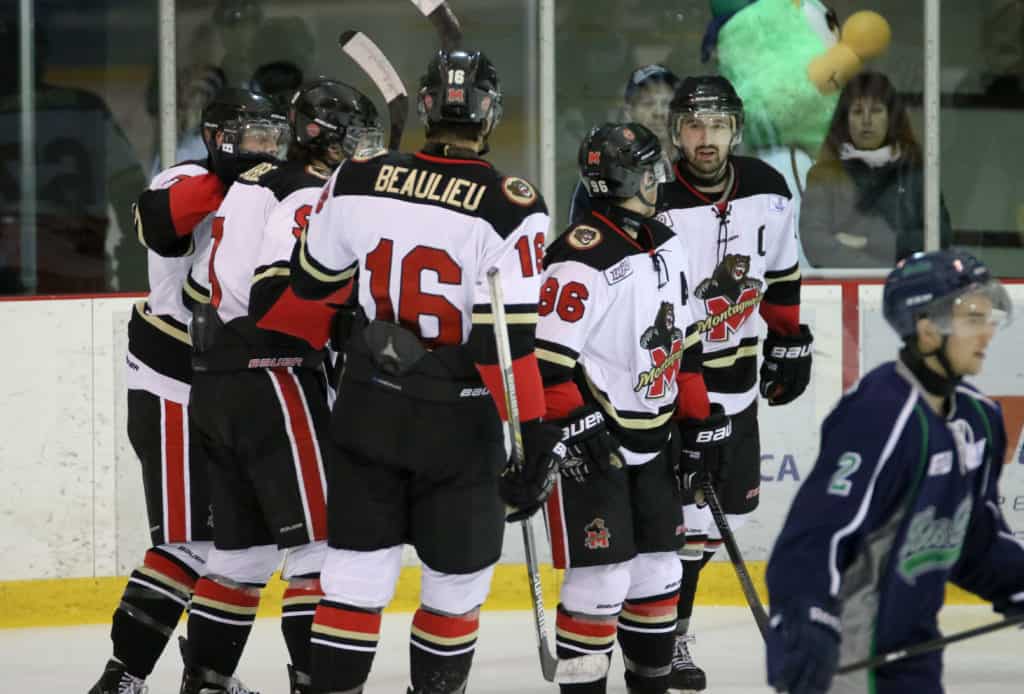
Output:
[883, 249, 1012, 339]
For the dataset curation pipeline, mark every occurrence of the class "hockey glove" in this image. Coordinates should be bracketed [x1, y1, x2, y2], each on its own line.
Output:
[557, 406, 624, 483]
[500, 419, 566, 523]
[766, 602, 840, 694]
[677, 403, 731, 496]
[760, 324, 813, 406]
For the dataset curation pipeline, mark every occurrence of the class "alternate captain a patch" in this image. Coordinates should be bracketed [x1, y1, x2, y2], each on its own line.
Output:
[566, 225, 602, 250]
[502, 176, 538, 206]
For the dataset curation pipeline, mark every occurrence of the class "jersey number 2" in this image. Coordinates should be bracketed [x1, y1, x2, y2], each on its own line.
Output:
[365, 238, 463, 345]
[828, 452, 862, 497]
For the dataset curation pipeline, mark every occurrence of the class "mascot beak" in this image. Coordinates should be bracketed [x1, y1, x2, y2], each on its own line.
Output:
[807, 10, 892, 95]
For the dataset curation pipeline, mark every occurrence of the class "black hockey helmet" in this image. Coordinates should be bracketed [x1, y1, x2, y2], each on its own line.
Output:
[201, 87, 289, 181]
[290, 79, 383, 161]
[670, 75, 744, 141]
[623, 64, 680, 104]
[417, 49, 502, 135]
[578, 123, 663, 199]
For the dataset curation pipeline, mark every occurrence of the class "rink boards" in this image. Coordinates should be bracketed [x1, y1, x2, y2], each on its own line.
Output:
[2, 282, 1022, 626]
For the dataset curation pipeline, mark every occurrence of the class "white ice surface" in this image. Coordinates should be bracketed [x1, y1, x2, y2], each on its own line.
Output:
[2, 606, 1019, 693]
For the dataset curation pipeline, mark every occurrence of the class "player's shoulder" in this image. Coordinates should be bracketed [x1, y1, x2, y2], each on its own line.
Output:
[148, 160, 211, 189]
[732, 155, 792, 200]
[955, 381, 1002, 418]
[545, 215, 628, 272]
[827, 362, 921, 439]
[237, 161, 327, 200]
[477, 165, 547, 238]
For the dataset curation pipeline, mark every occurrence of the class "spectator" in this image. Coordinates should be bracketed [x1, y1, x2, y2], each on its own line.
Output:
[568, 64, 680, 223]
[0, 11, 147, 293]
[800, 71, 952, 268]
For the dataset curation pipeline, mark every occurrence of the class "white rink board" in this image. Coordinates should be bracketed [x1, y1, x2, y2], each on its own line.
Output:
[0, 284, 1020, 581]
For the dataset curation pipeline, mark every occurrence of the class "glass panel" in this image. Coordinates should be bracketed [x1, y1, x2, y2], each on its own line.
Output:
[1, 2, 155, 295]
[170, 0, 537, 186]
[940, 0, 1024, 277]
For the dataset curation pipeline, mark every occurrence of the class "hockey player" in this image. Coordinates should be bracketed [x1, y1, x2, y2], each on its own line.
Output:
[538, 122, 730, 694]
[657, 75, 813, 692]
[569, 64, 681, 223]
[87, 87, 271, 694]
[766, 249, 1024, 694]
[179, 79, 382, 694]
[288, 49, 566, 694]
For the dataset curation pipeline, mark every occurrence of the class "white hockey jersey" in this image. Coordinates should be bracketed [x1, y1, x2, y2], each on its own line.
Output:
[292, 146, 551, 421]
[658, 156, 801, 415]
[127, 161, 216, 402]
[537, 205, 704, 463]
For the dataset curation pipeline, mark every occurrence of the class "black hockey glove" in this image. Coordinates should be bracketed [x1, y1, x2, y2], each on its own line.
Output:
[766, 602, 841, 694]
[677, 404, 731, 497]
[760, 324, 813, 406]
[557, 406, 624, 483]
[500, 419, 567, 523]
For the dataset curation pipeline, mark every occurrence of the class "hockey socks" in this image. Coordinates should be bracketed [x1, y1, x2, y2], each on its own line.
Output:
[281, 577, 324, 678]
[186, 577, 260, 676]
[409, 607, 480, 693]
[110, 548, 198, 678]
[555, 605, 615, 693]
[618, 593, 679, 693]
[310, 600, 382, 692]
[676, 535, 716, 633]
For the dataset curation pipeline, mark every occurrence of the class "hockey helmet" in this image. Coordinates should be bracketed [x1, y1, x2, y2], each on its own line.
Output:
[290, 79, 383, 160]
[670, 75, 744, 145]
[201, 87, 289, 180]
[578, 123, 663, 199]
[417, 49, 503, 134]
[883, 250, 1012, 340]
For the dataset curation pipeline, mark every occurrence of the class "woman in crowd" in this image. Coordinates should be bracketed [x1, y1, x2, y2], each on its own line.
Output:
[800, 71, 952, 268]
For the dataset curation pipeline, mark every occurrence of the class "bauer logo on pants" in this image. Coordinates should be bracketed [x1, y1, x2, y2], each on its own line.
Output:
[584, 518, 611, 549]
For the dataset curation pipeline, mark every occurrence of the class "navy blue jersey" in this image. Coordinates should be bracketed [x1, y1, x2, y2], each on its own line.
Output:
[767, 360, 1024, 692]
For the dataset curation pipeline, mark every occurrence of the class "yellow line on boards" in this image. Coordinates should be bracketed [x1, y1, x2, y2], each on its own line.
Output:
[0, 562, 983, 630]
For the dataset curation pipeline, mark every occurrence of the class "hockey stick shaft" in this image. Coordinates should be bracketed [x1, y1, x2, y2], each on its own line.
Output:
[702, 478, 770, 640]
[338, 30, 409, 150]
[486, 267, 606, 685]
[837, 612, 1024, 674]
[410, 0, 463, 50]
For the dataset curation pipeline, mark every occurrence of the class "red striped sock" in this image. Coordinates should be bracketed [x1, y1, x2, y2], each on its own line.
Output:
[310, 600, 382, 692]
[618, 592, 679, 692]
[409, 607, 480, 693]
[282, 578, 323, 676]
[554, 605, 615, 692]
[186, 577, 260, 676]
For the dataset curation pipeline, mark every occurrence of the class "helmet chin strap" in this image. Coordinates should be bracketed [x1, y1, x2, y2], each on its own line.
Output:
[900, 337, 961, 399]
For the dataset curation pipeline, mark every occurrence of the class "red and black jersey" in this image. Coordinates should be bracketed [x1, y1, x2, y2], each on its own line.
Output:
[292, 145, 549, 421]
[127, 161, 218, 398]
[658, 155, 801, 415]
[537, 205, 705, 460]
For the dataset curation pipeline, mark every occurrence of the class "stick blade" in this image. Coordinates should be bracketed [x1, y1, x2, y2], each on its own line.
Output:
[410, 0, 462, 50]
[338, 30, 409, 149]
[552, 653, 609, 684]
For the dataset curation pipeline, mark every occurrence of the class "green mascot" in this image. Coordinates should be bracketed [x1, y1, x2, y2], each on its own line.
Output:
[707, 0, 891, 265]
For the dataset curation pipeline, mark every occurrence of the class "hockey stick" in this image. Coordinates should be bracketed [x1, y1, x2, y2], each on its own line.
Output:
[338, 30, 409, 150]
[486, 267, 607, 685]
[837, 612, 1024, 674]
[702, 478, 770, 641]
[410, 0, 463, 50]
